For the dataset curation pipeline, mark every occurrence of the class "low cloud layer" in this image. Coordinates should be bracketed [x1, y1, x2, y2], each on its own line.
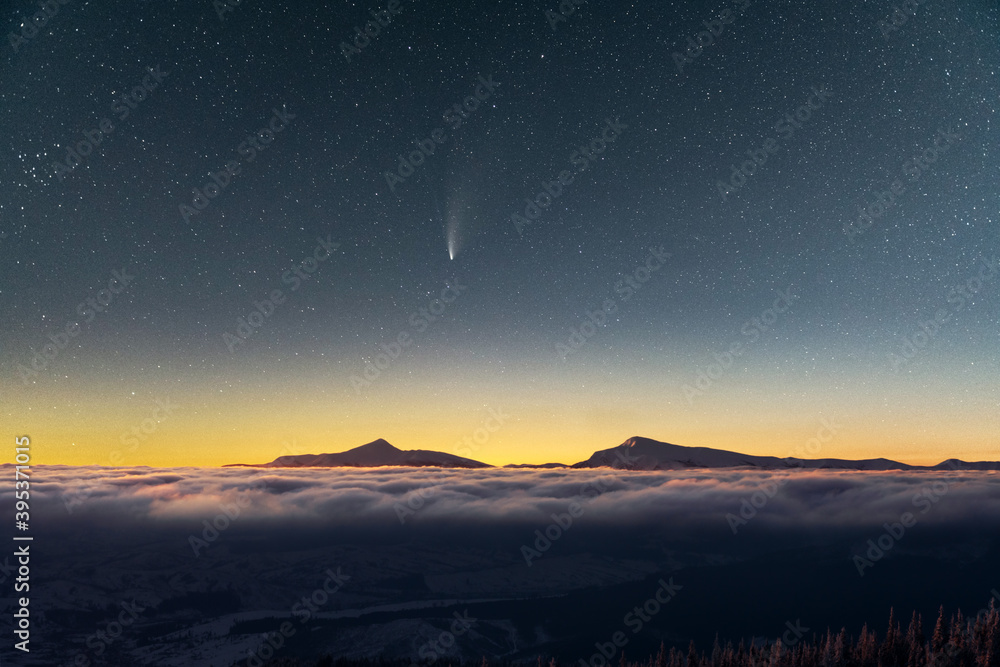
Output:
[29, 465, 1000, 533]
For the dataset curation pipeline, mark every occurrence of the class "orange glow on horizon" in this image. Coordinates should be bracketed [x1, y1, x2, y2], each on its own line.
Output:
[7, 351, 996, 468]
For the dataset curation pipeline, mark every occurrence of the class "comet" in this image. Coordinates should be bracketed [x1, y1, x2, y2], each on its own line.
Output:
[445, 199, 462, 260]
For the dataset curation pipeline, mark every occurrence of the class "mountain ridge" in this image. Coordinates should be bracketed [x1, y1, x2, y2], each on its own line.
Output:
[226, 438, 491, 469]
[226, 436, 1000, 471]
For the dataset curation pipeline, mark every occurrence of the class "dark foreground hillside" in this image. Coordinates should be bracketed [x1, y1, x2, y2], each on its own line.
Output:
[249, 601, 999, 667]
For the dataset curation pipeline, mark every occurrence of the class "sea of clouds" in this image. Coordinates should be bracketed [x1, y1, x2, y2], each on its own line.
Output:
[28, 465, 1000, 533]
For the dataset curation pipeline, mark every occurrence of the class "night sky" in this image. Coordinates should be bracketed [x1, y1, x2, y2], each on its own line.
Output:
[2, 0, 998, 467]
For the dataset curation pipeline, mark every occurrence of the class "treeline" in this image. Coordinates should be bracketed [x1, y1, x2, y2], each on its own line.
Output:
[644, 604, 1000, 667]
[250, 601, 1000, 667]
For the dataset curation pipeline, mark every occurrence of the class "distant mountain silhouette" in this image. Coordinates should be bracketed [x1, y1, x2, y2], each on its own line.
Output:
[227, 439, 490, 468]
[571, 436, 1000, 471]
[228, 436, 1000, 470]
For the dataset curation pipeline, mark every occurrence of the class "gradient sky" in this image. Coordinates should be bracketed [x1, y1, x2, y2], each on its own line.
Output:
[2, 0, 998, 467]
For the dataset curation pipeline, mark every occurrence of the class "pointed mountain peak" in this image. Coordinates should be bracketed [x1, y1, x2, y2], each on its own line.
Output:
[246, 438, 490, 468]
[351, 438, 400, 454]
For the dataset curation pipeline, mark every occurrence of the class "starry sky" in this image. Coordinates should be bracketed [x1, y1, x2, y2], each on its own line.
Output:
[2, 0, 998, 467]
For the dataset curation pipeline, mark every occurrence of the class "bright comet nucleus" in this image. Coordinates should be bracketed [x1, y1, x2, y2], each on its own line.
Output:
[446, 205, 461, 260]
